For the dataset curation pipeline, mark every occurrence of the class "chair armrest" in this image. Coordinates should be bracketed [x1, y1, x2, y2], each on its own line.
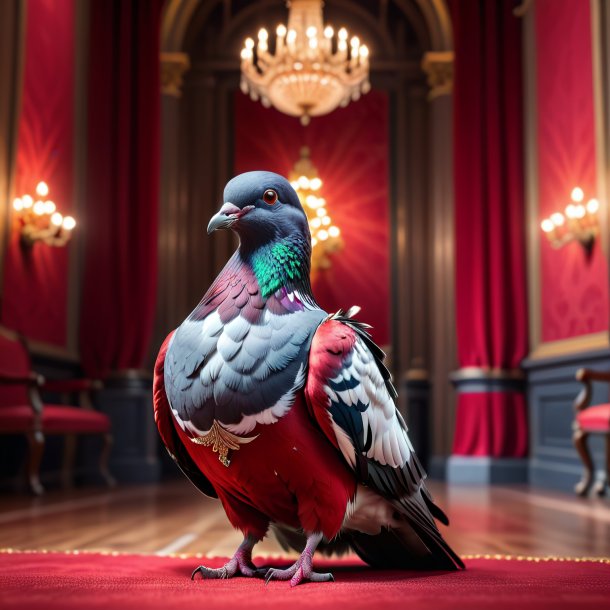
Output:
[42, 378, 103, 393]
[573, 368, 610, 413]
[576, 368, 610, 383]
[0, 371, 45, 418]
[0, 371, 45, 387]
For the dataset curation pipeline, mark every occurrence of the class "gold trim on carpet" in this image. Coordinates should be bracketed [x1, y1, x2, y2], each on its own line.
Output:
[0, 548, 609, 564]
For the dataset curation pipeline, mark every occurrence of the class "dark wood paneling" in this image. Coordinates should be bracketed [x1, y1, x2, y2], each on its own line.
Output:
[0, 0, 24, 297]
[524, 349, 610, 493]
[97, 376, 160, 484]
[428, 95, 457, 459]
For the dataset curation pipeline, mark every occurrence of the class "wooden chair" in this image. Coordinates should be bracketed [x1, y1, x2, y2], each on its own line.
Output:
[0, 328, 114, 495]
[572, 368, 610, 496]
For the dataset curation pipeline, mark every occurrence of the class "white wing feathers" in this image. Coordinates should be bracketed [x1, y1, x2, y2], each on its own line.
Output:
[325, 337, 414, 469]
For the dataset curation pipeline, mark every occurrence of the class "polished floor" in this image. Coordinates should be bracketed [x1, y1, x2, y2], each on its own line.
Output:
[1, 479, 609, 559]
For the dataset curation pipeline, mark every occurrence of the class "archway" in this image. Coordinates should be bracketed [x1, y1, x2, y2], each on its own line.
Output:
[157, 0, 455, 469]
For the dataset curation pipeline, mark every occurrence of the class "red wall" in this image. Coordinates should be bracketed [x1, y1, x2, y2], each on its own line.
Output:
[1, 0, 74, 347]
[535, 0, 609, 342]
[234, 91, 390, 345]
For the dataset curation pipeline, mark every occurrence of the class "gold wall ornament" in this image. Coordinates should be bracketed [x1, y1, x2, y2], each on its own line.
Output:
[190, 420, 258, 467]
[513, 0, 534, 17]
[421, 51, 454, 100]
[160, 52, 191, 98]
[239, 0, 370, 125]
[289, 147, 343, 272]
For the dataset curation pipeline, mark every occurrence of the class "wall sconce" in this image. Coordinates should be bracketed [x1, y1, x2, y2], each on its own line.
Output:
[289, 147, 343, 271]
[12, 182, 76, 247]
[541, 187, 599, 250]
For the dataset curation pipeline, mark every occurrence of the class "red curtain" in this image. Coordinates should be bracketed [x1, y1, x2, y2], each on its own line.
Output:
[451, 0, 529, 457]
[1, 0, 74, 347]
[79, 0, 163, 377]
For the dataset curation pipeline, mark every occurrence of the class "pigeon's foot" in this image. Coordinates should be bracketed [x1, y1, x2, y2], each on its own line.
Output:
[191, 557, 265, 580]
[265, 560, 334, 586]
[265, 532, 333, 587]
[191, 534, 265, 580]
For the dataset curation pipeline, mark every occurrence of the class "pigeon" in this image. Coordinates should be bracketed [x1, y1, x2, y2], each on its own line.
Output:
[153, 170, 464, 586]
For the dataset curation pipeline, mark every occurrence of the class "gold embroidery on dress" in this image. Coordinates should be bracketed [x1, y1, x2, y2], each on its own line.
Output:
[190, 420, 257, 467]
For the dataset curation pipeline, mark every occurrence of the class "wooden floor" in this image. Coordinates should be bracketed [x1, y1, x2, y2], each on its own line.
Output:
[1, 479, 609, 559]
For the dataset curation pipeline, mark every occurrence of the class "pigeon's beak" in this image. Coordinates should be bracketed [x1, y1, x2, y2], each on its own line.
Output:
[207, 203, 254, 234]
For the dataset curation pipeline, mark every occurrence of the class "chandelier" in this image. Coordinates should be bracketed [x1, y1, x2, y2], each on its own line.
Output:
[240, 0, 370, 125]
[290, 147, 342, 270]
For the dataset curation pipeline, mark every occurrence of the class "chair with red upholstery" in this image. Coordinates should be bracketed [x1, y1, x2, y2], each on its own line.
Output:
[573, 368, 610, 496]
[0, 327, 114, 495]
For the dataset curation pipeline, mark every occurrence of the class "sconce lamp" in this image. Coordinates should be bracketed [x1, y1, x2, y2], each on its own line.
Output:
[12, 182, 76, 248]
[541, 187, 599, 250]
[289, 147, 343, 271]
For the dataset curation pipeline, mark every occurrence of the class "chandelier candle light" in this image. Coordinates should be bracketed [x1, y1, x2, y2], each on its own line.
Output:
[12, 182, 76, 247]
[290, 146, 342, 270]
[240, 0, 370, 125]
[541, 187, 600, 250]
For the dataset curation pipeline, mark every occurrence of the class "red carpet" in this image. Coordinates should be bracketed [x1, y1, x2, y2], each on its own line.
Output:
[1, 551, 609, 610]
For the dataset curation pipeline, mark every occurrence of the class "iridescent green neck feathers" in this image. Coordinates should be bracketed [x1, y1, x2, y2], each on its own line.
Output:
[249, 238, 310, 298]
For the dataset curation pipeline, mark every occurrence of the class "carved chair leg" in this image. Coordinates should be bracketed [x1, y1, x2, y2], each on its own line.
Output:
[26, 431, 45, 496]
[61, 434, 77, 489]
[99, 433, 116, 488]
[595, 434, 610, 497]
[573, 426, 595, 496]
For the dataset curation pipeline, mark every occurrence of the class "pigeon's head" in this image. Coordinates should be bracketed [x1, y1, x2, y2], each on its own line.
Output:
[207, 171, 310, 250]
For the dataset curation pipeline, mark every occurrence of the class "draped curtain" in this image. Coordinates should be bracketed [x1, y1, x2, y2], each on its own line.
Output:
[0, 0, 24, 301]
[450, 0, 529, 457]
[79, 0, 163, 377]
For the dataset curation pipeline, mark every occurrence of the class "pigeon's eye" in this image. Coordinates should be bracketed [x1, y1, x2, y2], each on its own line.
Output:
[263, 189, 278, 205]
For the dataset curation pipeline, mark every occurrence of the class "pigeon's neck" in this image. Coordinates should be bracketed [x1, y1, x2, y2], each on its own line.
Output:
[243, 236, 313, 300]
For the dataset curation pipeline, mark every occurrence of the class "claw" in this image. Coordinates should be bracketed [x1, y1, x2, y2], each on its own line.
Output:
[265, 568, 278, 585]
[264, 563, 334, 586]
[191, 565, 227, 580]
[307, 571, 335, 584]
[190, 534, 261, 582]
[289, 566, 334, 587]
[265, 566, 295, 585]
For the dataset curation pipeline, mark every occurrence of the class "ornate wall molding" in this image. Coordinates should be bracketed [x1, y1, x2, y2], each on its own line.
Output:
[449, 367, 525, 394]
[421, 50, 453, 100]
[528, 331, 609, 360]
[595, 0, 610, 257]
[161, 52, 190, 97]
[525, 1, 610, 360]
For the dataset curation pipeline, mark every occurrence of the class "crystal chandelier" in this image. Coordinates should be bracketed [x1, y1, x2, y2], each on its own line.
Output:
[289, 147, 342, 270]
[240, 0, 370, 126]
